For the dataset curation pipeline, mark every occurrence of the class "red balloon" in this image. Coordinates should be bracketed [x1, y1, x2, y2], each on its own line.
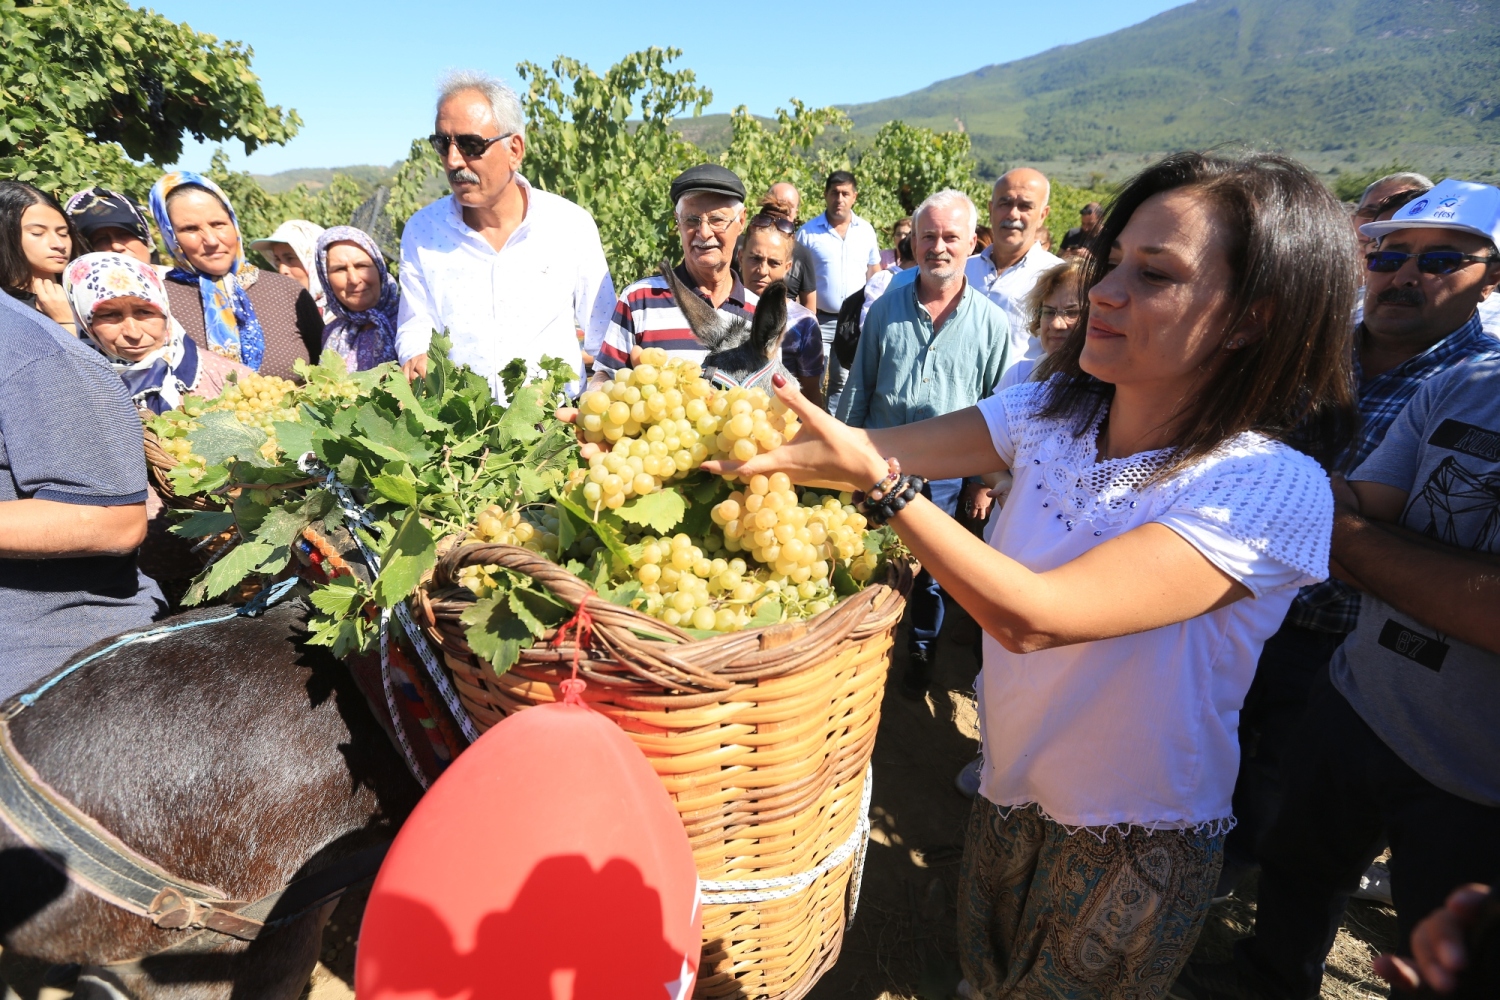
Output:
[356, 682, 701, 1000]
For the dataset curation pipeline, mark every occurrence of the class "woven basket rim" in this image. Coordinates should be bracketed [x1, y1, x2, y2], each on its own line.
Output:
[416, 541, 913, 696]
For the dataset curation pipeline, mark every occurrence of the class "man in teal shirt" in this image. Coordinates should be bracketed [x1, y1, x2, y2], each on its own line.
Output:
[838, 189, 1011, 696]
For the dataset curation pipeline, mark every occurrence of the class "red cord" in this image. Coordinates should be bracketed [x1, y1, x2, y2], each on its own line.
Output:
[551, 589, 596, 705]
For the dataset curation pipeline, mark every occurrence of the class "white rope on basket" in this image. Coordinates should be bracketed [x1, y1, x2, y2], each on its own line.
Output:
[698, 766, 873, 907]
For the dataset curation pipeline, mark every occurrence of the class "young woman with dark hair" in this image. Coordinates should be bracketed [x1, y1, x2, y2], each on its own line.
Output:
[0, 180, 79, 331]
[705, 151, 1358, 997]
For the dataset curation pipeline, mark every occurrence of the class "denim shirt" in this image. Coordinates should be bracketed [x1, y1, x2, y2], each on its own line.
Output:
[836, 277, 1011, 429]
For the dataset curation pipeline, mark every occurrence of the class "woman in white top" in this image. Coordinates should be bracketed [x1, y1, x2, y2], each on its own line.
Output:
[706, 152, 1358, 998]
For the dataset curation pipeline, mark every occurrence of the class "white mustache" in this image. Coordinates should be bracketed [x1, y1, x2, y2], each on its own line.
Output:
[996, 220, 1025, 231]
[447, 167, 480, 184]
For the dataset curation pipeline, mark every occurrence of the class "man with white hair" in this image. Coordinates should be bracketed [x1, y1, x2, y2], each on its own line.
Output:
[966, 168, 1063, 362]
[838, 189, 1011, 697]
[396, 70, 616, 396]
[594, 164, 757, 377]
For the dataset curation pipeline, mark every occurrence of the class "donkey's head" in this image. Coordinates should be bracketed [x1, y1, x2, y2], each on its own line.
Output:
[659, 262, 790, 394]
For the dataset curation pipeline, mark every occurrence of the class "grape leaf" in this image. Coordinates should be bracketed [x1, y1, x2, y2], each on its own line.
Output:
[370, 474, 418, 508]
[494, 382, 545, 448]
[167, 510, 235, 539]
[832, 562, 860, 597]
[380, 366, 445, 432]
[372, 510, 435, 607]
[747, 600, 783, 629]
[272, 418, 316, 463]
[309, 579, 368, 618]
[193, 540, 274, 603]
[557, 493, 634, 566]
[188, 410, 266, 467]
[615, 490, 685, 534]
[460, 594, 533, 675]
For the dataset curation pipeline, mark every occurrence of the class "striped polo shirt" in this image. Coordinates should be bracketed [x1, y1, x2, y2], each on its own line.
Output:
[596, 264, 758, 373]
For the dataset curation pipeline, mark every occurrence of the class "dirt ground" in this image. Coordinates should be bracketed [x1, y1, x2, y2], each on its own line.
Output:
[299, 604, 1399, 1000]
[0, 605, 1395, 1000]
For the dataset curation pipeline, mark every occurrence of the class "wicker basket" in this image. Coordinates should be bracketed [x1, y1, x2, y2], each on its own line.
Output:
[142, 425, 224, 512]
[414, 543, 912, 1000]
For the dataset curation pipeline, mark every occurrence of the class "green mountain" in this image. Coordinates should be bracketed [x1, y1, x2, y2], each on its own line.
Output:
[841, 0, 1500, 180]
[252, 164, 397, 193]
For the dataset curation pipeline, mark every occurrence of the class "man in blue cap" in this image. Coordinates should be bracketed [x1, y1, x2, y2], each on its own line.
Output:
[1172, 178, 1500, 1000]
[595, 165, 758, 377]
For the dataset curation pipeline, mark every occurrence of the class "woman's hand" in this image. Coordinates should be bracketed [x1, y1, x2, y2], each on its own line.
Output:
[700, 374, 888, 492]
[553, 407, 605, 462]
[33, 277, 74, 329]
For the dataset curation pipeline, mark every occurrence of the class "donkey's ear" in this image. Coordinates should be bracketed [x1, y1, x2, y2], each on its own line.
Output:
[750, 280, 788, 361]
[658, 261, 732, 346]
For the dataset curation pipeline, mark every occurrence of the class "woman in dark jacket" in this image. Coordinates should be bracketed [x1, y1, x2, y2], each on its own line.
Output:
[147, 171, 322, 381]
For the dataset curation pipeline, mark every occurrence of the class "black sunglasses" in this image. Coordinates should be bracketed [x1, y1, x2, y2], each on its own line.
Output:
[748, 214, 796, 236]
[428, 132, 514, 159]
[1366, 250, 1500, 275]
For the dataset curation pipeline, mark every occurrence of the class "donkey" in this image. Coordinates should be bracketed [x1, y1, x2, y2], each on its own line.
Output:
[0, 598, 422, 999]
[657, 262, 792, 393]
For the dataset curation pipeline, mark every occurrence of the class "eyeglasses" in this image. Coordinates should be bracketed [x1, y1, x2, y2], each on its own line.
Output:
[1366, 250, 1499, 275]
[679, 211, 740, 234]
[1039, 306, 1083, 321]
[748, 214, 795, 236]
[428, 132, 514, 159]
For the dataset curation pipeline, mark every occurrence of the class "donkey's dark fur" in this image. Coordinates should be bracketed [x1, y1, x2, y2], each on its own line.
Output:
[658, 262, 791, 392]
[0, 599, 422, 999]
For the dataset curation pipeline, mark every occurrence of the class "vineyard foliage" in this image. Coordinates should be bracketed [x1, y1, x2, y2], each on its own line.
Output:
[10, 0, 1106, 277]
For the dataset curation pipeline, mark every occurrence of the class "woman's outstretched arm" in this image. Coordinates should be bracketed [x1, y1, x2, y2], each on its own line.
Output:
[701, 379, 1006, 490]
[708, 376, 1250, 651]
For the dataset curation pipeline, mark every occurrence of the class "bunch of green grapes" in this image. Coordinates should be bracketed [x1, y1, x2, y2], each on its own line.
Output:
[575, 348, 800, 511]
[455, 505, 562, 598]
[216, 373, 299, 461]
[714, 473, 879, 582]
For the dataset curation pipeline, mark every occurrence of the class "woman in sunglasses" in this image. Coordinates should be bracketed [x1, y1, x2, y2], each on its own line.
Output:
[149, 172, 324, 382]
[705, 152, 1357, 998]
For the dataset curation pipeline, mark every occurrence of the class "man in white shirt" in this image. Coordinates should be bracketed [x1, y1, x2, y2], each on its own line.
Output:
[796, 170, 880, 412]
[396, 70, 616, 397]
[965, 168, 1064, 363]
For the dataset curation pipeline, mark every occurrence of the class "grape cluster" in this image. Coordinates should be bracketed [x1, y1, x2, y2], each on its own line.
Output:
[575, 348, 799, 511]
[153, 372, 300, 479]
[455, 505, 562, 598]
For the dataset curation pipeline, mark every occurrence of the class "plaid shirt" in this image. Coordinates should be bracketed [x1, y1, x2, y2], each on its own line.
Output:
[1288, 311, 1500, 633]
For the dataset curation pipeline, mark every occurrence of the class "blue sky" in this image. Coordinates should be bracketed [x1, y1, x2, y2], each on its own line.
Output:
[144, 0, 1186, 175]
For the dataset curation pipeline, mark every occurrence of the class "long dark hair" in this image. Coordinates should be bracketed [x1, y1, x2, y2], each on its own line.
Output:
[1035, 151, 1358, 473]
[0, 180, 77, 299]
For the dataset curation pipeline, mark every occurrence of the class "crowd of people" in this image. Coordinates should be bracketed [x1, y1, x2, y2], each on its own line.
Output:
[2, 66, 1499, 1000]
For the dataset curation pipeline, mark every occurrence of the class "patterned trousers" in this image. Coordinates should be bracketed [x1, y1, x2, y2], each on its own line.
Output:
[957, 797, 1224, 999]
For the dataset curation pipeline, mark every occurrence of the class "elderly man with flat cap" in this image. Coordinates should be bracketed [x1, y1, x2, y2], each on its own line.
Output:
[595, 165, 759, 376]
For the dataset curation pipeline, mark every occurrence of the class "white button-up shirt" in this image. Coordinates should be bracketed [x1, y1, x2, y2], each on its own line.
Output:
[396, 175, 616, 397]
[965, 241, 1064, 364]
[796, 212, 881, 313]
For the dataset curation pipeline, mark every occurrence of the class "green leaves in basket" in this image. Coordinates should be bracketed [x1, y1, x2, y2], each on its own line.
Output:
[370, 473, 418, 508]
[747, 599, 783, 629]
[188, 410, 268, 468]
[614, 489, 685, 534]
[832, 562, 861, 598]
[167, 509, 236, 539]
[372, 510, 436, 608]
[461, 592, 534, 675]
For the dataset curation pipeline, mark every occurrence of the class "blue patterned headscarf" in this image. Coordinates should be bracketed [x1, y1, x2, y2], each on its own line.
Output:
[314, 226, 399, 371]
[148, 171, 265, 371]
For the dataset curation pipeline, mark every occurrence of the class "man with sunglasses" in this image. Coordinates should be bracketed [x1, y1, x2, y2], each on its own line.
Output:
[395, 70, 616, 399]
[1175, 179, 1500, 1000]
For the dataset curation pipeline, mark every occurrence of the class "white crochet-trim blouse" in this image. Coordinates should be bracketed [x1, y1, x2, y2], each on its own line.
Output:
[974, 380, 1332, 833]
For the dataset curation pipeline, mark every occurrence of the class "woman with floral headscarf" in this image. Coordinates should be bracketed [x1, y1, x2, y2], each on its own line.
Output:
[149, 172, 322, 382]
[315, 226, 400, 370]
[63, 252, 252, 414]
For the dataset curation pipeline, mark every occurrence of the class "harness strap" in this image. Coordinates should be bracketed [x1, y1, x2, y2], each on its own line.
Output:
[1, 719, 389, 943]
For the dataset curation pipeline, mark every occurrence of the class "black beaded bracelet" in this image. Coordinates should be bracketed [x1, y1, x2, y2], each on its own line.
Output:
[856, 474, 925, 526]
